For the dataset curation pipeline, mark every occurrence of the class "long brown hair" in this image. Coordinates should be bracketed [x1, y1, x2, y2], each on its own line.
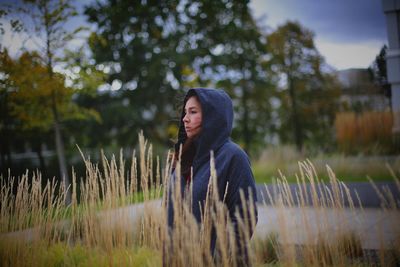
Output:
[173, 138, 196, 179]
[172, 93, 200, 179]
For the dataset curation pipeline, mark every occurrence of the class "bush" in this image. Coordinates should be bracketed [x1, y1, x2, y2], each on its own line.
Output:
[335, 111, 395, 154]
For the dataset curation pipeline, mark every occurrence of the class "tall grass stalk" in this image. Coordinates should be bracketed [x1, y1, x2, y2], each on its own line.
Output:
[0, 133, 399, 266]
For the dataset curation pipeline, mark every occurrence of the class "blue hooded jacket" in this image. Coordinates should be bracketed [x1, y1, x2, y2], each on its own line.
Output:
[167, 88, 258, 254]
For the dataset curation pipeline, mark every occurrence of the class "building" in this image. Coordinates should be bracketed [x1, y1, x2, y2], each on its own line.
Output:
[336, 68, 390, 112]
[382, 0, 400, 135]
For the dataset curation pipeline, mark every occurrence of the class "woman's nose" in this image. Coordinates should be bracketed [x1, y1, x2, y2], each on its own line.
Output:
[183, 114, 189, 123]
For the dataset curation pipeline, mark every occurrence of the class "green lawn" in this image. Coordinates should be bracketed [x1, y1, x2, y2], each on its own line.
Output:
[252, 147, 400, 184]
[253, 167, 397, 184]
[0, 240, 161, 267]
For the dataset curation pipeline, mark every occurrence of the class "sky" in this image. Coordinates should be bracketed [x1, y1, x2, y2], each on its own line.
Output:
[249, 0, 388, 70]
[1, 0, 388, 71]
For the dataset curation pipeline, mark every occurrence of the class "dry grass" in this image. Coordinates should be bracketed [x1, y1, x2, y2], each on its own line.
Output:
[1, 133, 399, 266]
[335, 111, 395, 154]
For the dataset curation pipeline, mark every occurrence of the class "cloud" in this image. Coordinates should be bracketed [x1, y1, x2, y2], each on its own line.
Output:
[250, 0, 387, 70]
[251, 0, 387, 43]
[315, 38, 386, 70]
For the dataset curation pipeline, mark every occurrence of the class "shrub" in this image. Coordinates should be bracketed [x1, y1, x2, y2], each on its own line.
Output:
[335, 111, 395, 154]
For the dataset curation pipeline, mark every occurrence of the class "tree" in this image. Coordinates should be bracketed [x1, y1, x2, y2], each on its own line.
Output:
[369, 45, 391, 104]
[267, 21, 340, 151]
[0, 50, 53, 176]
[59, 48, 105, 150]
[1, 50, 99, 184]
[0, 50, 15, 173]
[85, 0, 273, 154]
[85, 0, 187, 148]
[184, 0, 274, 154]
[3, 0, 88, 203]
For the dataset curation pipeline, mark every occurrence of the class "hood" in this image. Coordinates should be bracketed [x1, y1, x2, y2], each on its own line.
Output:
[175, 88, 233, 168]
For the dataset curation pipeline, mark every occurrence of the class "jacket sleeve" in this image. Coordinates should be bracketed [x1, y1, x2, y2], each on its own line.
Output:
[225, 151, 258, 244]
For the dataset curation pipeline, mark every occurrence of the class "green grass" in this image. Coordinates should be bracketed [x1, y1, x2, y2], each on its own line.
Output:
[252, 146, 400, 184]
[0, 240, 161, 267]
[253, 166, 397, 184]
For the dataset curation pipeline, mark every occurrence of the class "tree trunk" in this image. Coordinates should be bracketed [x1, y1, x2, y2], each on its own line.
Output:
[241, 83, 251, 154]
[48, 73, 71, 205]
[0, 137, 11, 173]
[53, 116, 71, 205]
[288, 75, 303, 152]
[41, 0, 71, 205]
[0, 131, 7, 170]
[50, 84, 70, 204]
[0, 95, 13, 174]
[33, 141, 47, 178]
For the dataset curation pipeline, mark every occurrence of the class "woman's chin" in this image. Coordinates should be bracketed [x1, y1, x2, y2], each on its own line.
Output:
[186, 132, 200, 140]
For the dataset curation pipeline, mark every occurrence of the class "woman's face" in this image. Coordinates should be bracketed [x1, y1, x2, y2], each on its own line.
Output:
[183, 96, 202, 139]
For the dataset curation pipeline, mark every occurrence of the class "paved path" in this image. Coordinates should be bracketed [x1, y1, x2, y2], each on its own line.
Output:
[254, 205, 400, 250]
[253, 182, 400, 250]
[2, 200, 399, 250]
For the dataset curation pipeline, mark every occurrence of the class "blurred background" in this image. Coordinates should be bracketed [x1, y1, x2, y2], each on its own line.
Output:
[0, 0, 398, 186]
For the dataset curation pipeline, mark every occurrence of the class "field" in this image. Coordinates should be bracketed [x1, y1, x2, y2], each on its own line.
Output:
[1, 134, 399, 266]
[253, 145, 400, 184]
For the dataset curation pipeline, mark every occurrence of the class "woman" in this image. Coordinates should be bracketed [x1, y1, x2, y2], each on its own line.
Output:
[167, 88, 258, 265]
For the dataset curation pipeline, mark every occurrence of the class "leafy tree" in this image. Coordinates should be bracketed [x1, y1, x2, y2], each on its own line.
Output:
[1, 50, 99, 181]
[184, 0, 274, 154]
[0, 50, 15, 172]
[266, 21, 340, 151]
[85, 0, 273, 154]
[369, 45, 391, 103]
[85, 0, 186, 148]
[0, 50, 55, 176]
[3, 0, 89, 202]
[60, 48, 105, 151]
